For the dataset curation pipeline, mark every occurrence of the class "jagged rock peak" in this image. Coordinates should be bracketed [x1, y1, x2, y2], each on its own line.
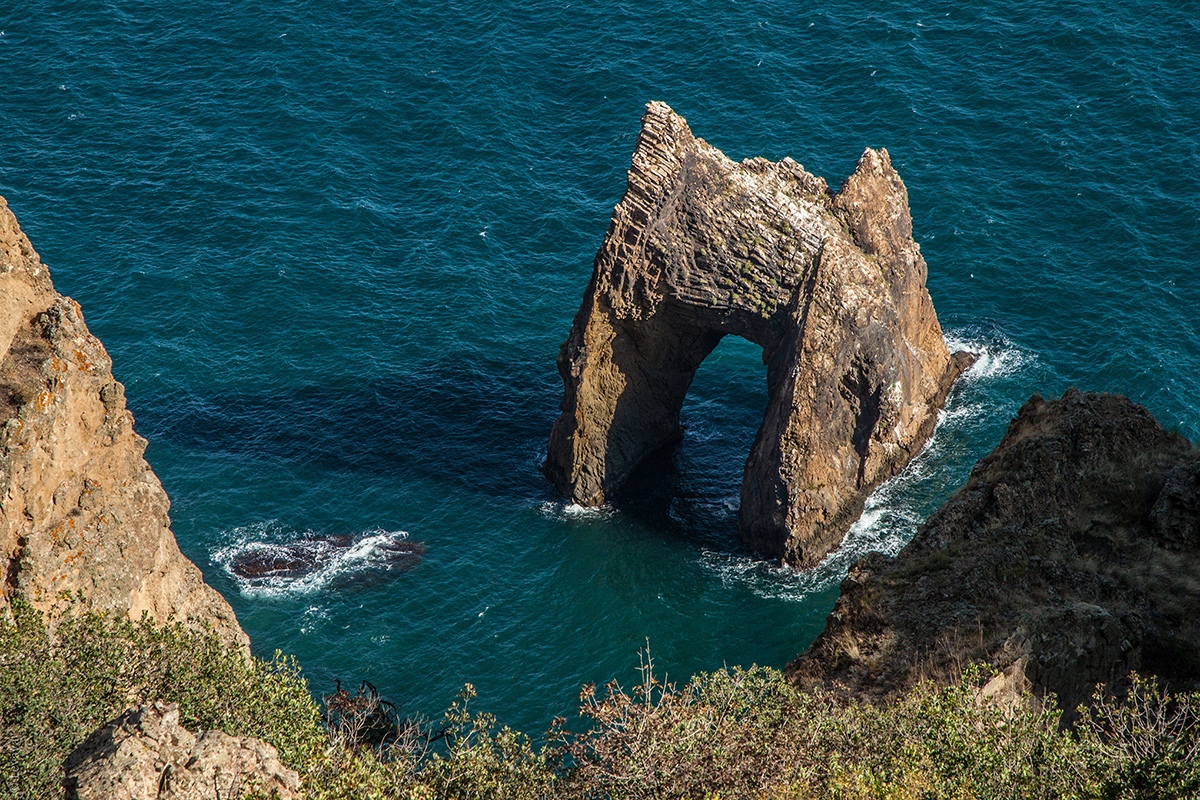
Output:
[0, 195, 247, 649]
[790, 390, 1200, 716]
[546, 102, 972, 567]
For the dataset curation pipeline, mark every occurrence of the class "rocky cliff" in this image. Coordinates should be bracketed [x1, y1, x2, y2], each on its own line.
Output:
[790, 390, 1200, 714]
[0, 196, 246, 649]
[546, 102, 972, 567]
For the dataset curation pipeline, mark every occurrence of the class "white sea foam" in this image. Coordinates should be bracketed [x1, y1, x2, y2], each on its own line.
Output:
[538, 500, 615, 521]
[945, 329, 1032, 382]
[213, 523, 418, 598]
[702, 325, 1033, 601]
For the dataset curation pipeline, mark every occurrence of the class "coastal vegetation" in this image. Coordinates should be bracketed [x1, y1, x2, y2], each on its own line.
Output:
[4, 600, 1199, 800]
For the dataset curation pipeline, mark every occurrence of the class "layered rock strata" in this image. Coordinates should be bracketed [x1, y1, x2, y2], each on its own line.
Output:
[64, 702, 300, 800]
[0, 196, 246, 649]
[790, 390, 1200, 715]
[546, 102, 972, 567]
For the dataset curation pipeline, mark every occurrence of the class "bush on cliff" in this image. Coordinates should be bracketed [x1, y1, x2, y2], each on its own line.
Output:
[5, 601, 1200, 800]
[0, 597, 325, 800]
[293, 652, 1200, 800]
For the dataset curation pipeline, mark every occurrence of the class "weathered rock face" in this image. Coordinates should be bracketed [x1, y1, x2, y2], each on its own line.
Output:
[546, 102, 972, 567]
[0, 196, 246, 649]
[790, 390, 1200, 715]
[64, 702, 300, 800]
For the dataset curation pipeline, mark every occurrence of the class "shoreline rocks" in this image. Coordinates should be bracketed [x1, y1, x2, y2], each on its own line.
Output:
[545, 102, 971, 568]
[790, 390, 1200, 715]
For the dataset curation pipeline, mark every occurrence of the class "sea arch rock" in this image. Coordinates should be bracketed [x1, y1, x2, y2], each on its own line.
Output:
[545, 102, 973, 568]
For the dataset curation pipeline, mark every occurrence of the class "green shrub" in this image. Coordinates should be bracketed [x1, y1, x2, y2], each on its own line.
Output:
[299, 683, 559, 800]
[561, 653, 1097, 800]
[0, 597, 325, 800]
[8, 602, 1200, 800]
[1080, 674, 1200, 800]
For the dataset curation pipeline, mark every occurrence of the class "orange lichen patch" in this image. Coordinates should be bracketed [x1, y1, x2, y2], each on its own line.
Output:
[35, 390, 54, 410]
[48, 516, 78, 546]
[51, 356, 69, 373]
[73, 348, 93, 371]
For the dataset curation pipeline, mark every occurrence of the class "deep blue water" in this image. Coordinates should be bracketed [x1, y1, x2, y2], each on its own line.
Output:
[2, 1, 1198, 735]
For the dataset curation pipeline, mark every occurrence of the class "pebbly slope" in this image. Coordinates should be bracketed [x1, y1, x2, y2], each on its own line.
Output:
[0, 196, 246, 649]
[546, 101, 971, 567]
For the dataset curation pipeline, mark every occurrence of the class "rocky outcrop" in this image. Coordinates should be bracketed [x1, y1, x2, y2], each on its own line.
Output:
[64, 702, 300, 800]
[0, 196, 246, 649]
[546, 102, 971, 567]
[790, 390, 1200, 715]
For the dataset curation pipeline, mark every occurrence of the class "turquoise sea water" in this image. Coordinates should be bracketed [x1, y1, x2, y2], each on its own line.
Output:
[2, 1, 1198, 735]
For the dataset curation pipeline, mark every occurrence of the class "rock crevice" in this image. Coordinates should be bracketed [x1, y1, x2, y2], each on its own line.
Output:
[546, 102, 970, 567]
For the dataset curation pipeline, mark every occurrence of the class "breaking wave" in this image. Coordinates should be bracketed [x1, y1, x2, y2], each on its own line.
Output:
[213, 522, 423, 597]
[701, 325, 1036, 601]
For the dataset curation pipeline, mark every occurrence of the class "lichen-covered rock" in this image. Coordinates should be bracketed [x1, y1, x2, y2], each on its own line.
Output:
[0, 196, 246, 649]
[790, 390, 1200, 716]
[64, 702, 300, 800]
[545, 102, 971, 567]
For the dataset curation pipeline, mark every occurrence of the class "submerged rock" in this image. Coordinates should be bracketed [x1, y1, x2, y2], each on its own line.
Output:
[546, 102, 971, 567]
[0, 196, 246, 649]
[64, 702, 300, 800]
[230, 535, 353, 579]
[227, 533, 425, 582]
[790, 390, 1200, 715]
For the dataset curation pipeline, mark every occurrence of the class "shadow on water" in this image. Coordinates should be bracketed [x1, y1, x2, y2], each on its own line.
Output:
[609, 439, 748, 556]
[132, 344, 767, 558]
[129, 357, 563, 501]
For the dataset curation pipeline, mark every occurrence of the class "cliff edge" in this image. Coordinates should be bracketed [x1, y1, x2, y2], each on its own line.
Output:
[0, 196, 246, 649]
[546, 102, 971, 567]
[790, 390, 1200, 715]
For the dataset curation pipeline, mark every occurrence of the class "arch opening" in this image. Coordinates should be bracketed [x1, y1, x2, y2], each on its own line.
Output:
[609, 334, 768, 550]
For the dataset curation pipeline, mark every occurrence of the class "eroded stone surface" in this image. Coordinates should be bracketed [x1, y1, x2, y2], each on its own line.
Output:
[789, 390, 1200, 716]
[0, 196, 246, 649]
[64, 702, 300, 800]
[545, 102, 970, 566]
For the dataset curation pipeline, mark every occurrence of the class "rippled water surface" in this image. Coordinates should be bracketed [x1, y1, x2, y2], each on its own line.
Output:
[3, 1, 1198, 733]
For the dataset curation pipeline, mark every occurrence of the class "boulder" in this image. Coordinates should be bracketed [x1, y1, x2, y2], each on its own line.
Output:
[0, 196, 246, 649]
[790, 390, 1200, 715]
[545, 102, 971, 567]
[64, 702, 300, 800]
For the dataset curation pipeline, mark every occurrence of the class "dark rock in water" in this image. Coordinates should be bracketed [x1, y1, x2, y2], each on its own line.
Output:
[228, 534, 425, 582]
[789, 390, 1200, 716]
[229, 546, 317, 579]
[545, 102, 971, 568]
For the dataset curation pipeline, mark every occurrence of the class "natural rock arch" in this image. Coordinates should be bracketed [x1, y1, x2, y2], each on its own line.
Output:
[545, 103, 973, 568]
